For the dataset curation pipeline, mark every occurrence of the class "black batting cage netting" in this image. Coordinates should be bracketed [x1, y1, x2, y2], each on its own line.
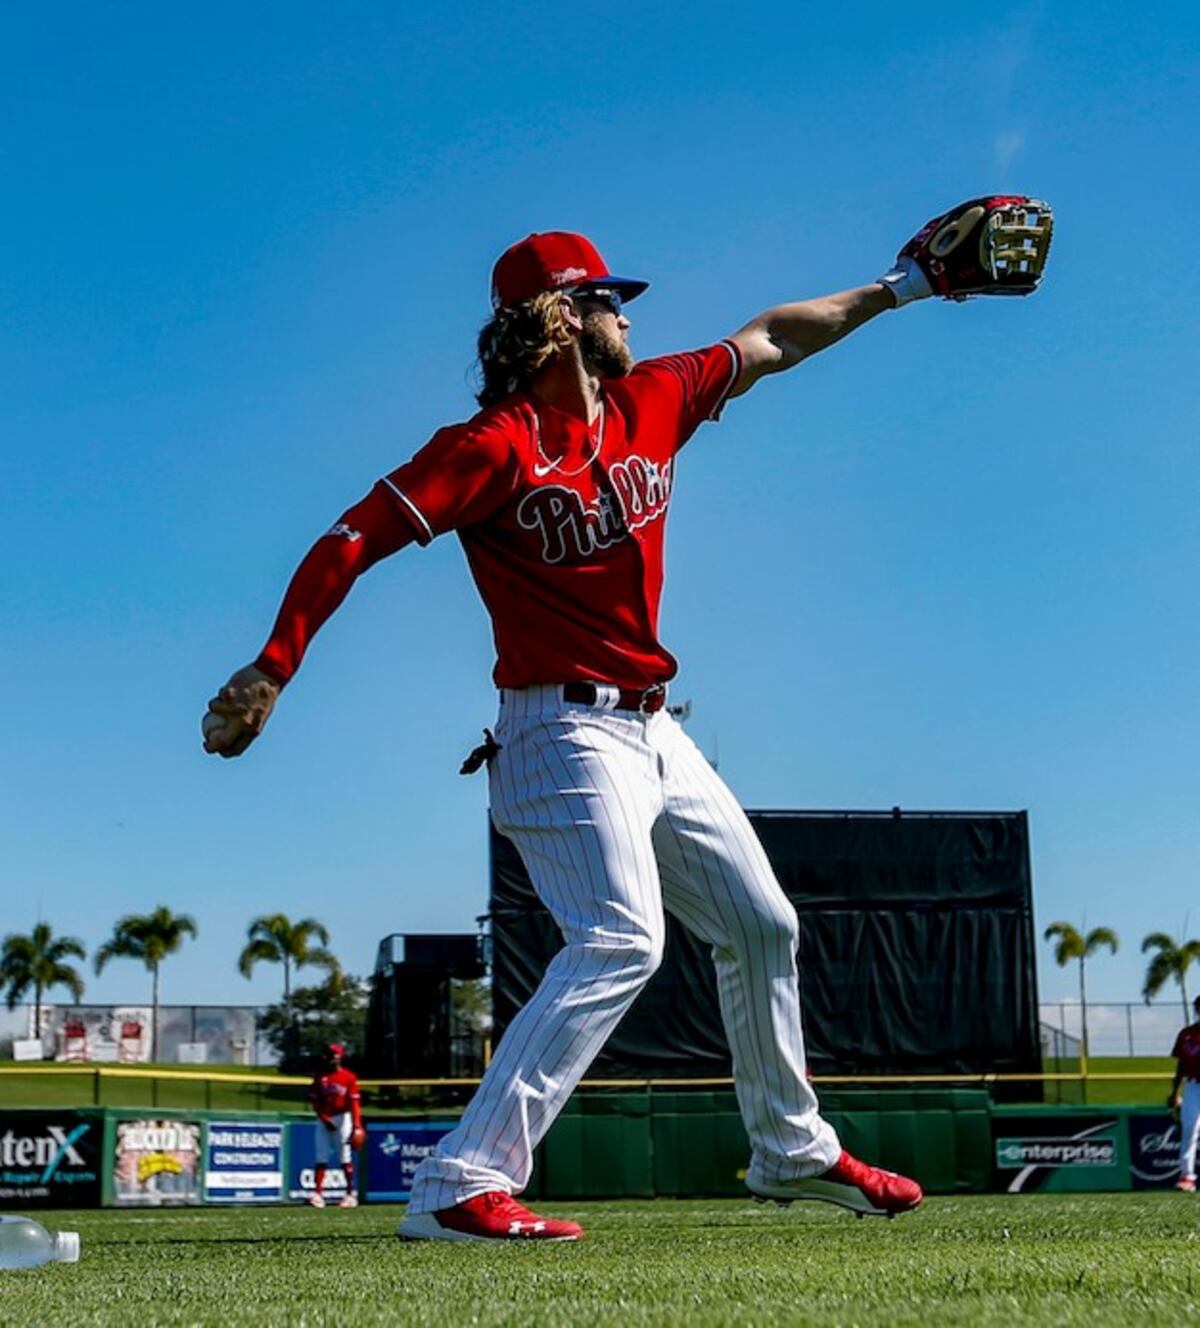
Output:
[488, 810, 1040, 1079]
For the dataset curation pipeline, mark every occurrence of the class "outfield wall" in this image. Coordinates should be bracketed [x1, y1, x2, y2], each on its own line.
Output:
[0, 1095, 1183, 1208]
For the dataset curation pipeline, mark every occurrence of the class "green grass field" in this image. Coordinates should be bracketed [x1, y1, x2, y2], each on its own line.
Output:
[0, 1057, 1176, 1113]
[0, 1064, 313, 1114]
[1038, 1057, 1174, 1105]
[4, 1196, 1198, 1326]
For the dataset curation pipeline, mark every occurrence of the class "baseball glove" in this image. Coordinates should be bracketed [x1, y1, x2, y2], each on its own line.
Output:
[898, 196, 1054, 301]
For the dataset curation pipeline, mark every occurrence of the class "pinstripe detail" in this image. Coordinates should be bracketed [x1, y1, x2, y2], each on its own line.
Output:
[406, 693, 838, 1215]
[1181, 1080, 1200, 1182]
[380, 475, 434, 543]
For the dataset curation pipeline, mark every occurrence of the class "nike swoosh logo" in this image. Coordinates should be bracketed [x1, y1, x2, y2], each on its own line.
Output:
[532, 461, 556, 477]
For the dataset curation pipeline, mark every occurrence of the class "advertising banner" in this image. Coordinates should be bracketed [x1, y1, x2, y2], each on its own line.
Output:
[364, 1121, 456, 1201]
[0, 1112, 102, 1208]
[204, 1122, 284, 1203]
[1128, 1113, 1181, 1189]
[286, 1121, 347, 1202]
[993, 1114, 1125, 1193]
[113, 1118, 202, 1206]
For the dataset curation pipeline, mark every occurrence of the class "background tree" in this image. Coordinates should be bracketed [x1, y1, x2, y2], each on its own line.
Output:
[1044, 921, 1119, 1059]
[238, 914, 339, 1061]
[257, 970, 368, 1072]
[1141, 932, 1200, 1022]
[0, 923, 87, 1037]
[448, 977, 493, 1076]
[94, 906, 198, 1061]
[450, 978, 492, 1037]
[237, 914, 339, 1005]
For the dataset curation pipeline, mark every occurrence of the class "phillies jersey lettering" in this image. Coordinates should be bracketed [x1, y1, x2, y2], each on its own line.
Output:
[379, 342, 739, 688]
[516, 456, 674, 565]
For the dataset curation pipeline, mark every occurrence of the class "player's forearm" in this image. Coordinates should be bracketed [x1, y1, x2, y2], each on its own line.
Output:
[256, 484, 416, 684]
[729, 284, 893, 394]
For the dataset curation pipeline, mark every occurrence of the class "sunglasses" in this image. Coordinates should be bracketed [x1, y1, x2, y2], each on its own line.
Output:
[571, 287, 623, 317]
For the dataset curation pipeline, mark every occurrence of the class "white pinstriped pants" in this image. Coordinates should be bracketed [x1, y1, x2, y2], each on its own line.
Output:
[407, 686, 840, 1214]
[1181, 1080, 1200, 1182]
[314, 1112, 353, 1168]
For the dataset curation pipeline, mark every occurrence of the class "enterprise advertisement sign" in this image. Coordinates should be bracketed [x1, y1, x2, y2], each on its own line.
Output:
[204, 1122, 284, 1203]
[995, 1137, 1117, 1169]
[992, 1115, 1124, 1194]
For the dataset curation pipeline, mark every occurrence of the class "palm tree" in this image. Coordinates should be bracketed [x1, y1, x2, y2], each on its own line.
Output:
[0, 923, 87, 1036]
[237, 913, 339, 1007]
[1044, 921, 1119, 1059]
[1141, 932, 1200, 1022]
[94, 906, 198, 1061]
[238, 914, 338, 1064]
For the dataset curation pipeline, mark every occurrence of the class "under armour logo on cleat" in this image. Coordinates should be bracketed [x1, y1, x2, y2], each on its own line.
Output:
[508, 1220, 547, 1235]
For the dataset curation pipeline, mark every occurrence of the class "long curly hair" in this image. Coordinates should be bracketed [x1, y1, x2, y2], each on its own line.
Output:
[475, 291, 573, 408]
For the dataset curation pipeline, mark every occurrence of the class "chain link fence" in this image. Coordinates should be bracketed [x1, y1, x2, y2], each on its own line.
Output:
[3, 999, 1188, 1069]
[1038, 1001, 1190, 1058]
[0, 1003, 274, 1065]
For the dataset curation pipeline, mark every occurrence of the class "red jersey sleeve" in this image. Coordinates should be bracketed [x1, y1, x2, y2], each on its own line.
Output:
[623, 341, 741, 454]
[379, 417, 519, 543]
[255, 483, 417, 685]
[1173, 1030, 1185, 1058]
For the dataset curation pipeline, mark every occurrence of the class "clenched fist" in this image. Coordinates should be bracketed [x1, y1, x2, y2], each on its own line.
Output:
[202, 664, 281, 758]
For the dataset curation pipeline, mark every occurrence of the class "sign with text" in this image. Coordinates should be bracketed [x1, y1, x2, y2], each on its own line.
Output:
[993, 1115, 1124, 1193]
[204, 1121, 284, 1203]
[1128, 1113, 1181, 1189]
[364, 1121, 455, 1202]
[0, 1112, 102, 1209]
[286, 1121, 347, 1201]
[113, 1118, 202, 1206]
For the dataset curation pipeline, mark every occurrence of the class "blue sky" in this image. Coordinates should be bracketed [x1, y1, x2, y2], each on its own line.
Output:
[2, 3, 1196, 1013]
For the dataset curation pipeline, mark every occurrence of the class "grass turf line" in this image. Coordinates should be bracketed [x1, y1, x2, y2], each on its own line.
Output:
[0, 1056, 1177, 1114]
[2, 1195, 1198, 1326]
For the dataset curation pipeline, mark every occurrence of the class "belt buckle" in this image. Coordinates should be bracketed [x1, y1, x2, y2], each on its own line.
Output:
[639, 683, 666, 713]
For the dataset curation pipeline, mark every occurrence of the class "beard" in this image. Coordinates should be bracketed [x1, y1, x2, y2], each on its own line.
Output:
[580, 314, 634, 380]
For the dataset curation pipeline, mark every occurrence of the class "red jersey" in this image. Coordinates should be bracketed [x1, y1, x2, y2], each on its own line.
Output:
[1172, 1024, 1200, 1081]
[309, 1066, 362, 1120]
[379, 342, 740, 688]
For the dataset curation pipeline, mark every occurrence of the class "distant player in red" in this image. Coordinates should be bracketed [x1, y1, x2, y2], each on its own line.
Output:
[201, 222, 1006, 1241]
[308, 1043, 364, 1208]
[1169, 997, 1200, 1192]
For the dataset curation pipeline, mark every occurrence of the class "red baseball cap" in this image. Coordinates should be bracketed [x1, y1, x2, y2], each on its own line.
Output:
[326, 1042, 345, 1058]
[491, 231, 649, 309]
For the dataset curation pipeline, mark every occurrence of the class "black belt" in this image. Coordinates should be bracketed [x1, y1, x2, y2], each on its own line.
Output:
[562, 681, 668, 714]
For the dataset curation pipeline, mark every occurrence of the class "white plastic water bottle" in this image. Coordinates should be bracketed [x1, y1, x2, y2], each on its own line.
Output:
[0, 1215, 80, 1270]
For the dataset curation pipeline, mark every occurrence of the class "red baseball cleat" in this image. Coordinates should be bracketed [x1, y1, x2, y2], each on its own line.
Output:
[1175, 1177, 1196, 1192]
[398, 1191, 584, 1242]
[748, 1149, 923, 1217]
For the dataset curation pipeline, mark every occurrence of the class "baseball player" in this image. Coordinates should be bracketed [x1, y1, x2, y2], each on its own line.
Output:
[204, 205, 1051, 1241]
[1169, 997, 1200, 1192]
[307, 1042, 364, 1208]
